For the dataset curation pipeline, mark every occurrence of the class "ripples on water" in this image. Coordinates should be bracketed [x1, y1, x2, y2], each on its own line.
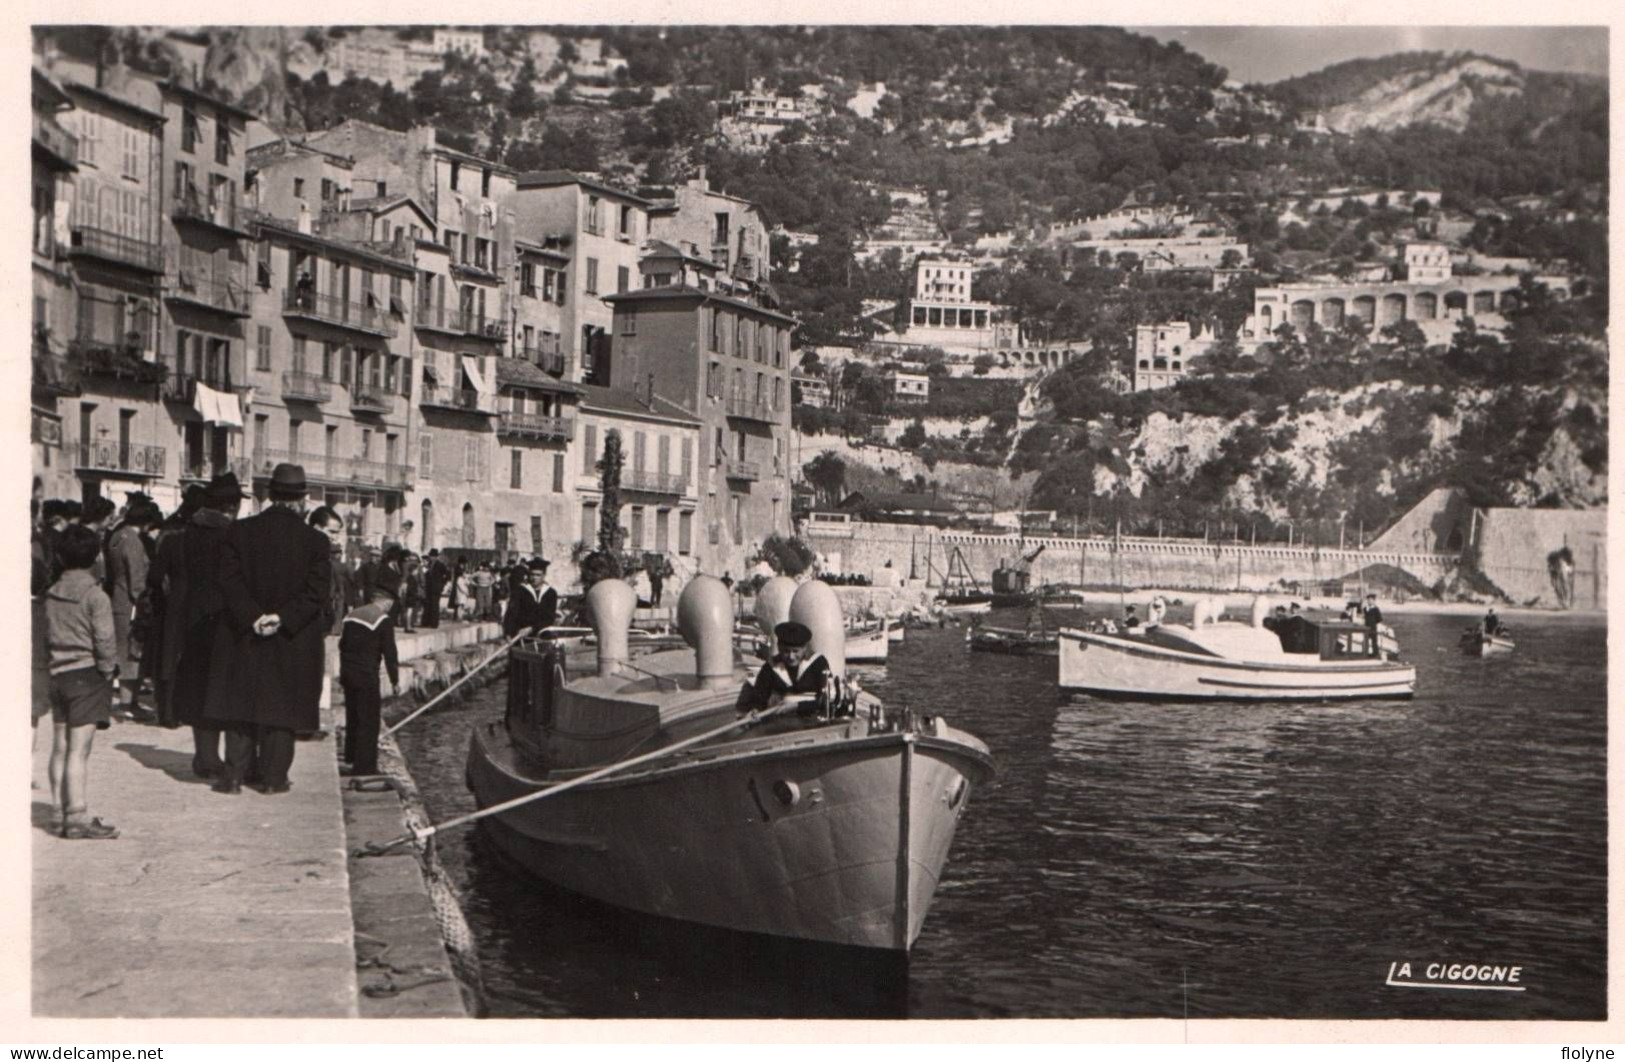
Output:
[395, 611, 1606, 1020]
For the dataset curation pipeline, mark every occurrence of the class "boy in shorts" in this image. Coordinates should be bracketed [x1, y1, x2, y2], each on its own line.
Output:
[45, 525, 119, 839]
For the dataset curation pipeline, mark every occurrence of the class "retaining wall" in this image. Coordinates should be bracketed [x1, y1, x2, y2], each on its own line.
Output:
[806, 522, 1461, 595]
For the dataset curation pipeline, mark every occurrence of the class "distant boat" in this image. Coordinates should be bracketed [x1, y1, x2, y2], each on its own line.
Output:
[1460, 627, 1515, 657]
[845, 619, 890, 664]
[933, 545, 993, 614]
[468, 577, 993, 952]
[1058, 598, 1416, 702]
[966, 624, 1059, 656]
[989, 545, 1046, 608]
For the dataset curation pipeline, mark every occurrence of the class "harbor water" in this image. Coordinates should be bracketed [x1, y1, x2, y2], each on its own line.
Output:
[395, 610, 1606, 1019]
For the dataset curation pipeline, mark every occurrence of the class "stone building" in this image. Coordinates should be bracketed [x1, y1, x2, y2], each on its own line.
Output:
[158, 79, 259, 493]
[31, 68, 81, 498]
[1131, 322, 1210, 392]
[902, 257, 1003, 352]
[574, 384, 704, 566]
[645, 174, 772, 299]
[242, 210, 418, 552]
[511, 170, 651, 380]
[51, 66, 172, 507]
[600, 287, 797, 575]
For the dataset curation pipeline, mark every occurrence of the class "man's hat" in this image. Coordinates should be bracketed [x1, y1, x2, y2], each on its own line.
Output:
[527, 558, 550, 572]
[775, 621, 812, 649]
[269, 462, 308, 497]
[1125, 605, 1137, 613]
[373, 566, 402, 600]
[203, 471, 250, 506]
[428, 549, 440, 558]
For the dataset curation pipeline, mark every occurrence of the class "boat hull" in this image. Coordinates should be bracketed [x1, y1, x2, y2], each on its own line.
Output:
[1059, 628, 1415, 702]
[967, 627, 1058, 656]
[1461, 633, 1515, 657]
[846, 625, 890, 664]
[466, 721, 992, 951]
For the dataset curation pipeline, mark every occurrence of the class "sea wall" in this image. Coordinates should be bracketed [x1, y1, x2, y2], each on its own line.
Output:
[805, 521, 1461, 595]
[1474, 508, 1607, 609]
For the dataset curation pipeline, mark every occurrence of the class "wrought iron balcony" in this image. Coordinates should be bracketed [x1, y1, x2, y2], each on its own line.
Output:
[34, 347, 81, 396]
[33, 113, 78, 170]
[519, 348, 571, 377]
[723, 459, 761, 482]
[253, 448, 344, 485]
[420, 384, 493, 414]
[168, 275, 252, 317]
[725, 394, 779, 423]
[351, 458, 414, 490]
[163, 369, 244, 403]
[350, 381, 396, 414]
[173, 187, 250, 236]
[281, 371, 332, 403]
[69, 226, 165, 274]
[71, 438, 167, 478]
[621, 469, 687, 495]
[497, 411, 573, 441]
[68, 339, 167, 384]
[179, 454, 252, 484]
[282, 290, 398, 338]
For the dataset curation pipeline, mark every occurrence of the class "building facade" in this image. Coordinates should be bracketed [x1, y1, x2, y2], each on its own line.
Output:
[511, 170, 650, 378]
[32, 68, 81, 498]
[903, 256, 1003, 351]
[601, 287, 797, 575]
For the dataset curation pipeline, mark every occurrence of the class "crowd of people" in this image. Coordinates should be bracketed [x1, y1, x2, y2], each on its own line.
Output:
[30, 464, 566, 842]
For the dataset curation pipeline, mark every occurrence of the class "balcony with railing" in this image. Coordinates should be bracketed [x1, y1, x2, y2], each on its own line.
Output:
[69, 226, 165, 274]
[68, 338, 167, 385]
[168, 272, 252, 317]
[251, 448, 411, 491]
[34, 338, 80, 396]
[351, 457, 414, 490]
[173, 187, 251, 236]
[163, 368, 244, 404]
[179, 453, 252, 484]
[33, 112, 78, 171]
[621, 469, 687, 495]
[723, 458, 761, 482]
[520, 346, 572, 377]
[350, 381, 396, 415]
[497, 411, 573, 441]
[420, 383, 494, 414]
[70, 438, 167, 478]
[725, 394, 779, 424]
[281, 371, 332, 404]
[282, 290, 398, 338]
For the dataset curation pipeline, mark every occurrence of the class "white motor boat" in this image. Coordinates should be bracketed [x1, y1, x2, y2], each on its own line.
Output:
[1059, 597, 1416, 702]
[845, 620, 890, 664]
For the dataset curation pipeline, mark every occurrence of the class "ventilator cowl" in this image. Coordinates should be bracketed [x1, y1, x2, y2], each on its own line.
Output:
[789, 579, 846, 678]
[678, 575, 736, 688]
[755, 575, 799, 655]
[587, 578, 637, 678]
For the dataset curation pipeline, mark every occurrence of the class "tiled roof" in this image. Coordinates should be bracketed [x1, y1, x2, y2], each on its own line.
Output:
[578, 383, 700, 426]
[516, 169, 651, 205]
[492, 357, 582, 396]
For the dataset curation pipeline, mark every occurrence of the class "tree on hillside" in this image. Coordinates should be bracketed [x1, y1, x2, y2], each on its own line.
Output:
[803, 452, 848, 508]
[511, 58, 541, 118]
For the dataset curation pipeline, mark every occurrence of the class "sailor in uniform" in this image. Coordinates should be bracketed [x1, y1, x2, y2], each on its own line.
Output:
[1147, 596, 1167, 630]
[741, 621, 830, 714]
[503, 558, 559, 637]
[339, 568, 400, 777]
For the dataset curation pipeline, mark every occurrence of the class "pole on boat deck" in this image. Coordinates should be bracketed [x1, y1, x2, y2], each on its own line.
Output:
[381, 627, 534, 739]
[361, 699, 805, 856]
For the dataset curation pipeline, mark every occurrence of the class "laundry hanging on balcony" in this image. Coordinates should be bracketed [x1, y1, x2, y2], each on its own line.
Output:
[193, 381, 243, 429]
[461, 355, 494, 395]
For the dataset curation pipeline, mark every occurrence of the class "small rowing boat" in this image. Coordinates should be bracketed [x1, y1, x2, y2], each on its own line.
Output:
[1460, 627, 1515, 657]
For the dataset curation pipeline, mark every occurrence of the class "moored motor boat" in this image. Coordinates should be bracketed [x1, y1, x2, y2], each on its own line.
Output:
[1460, 627, 1515, 657]
[845, 619, 891, 664]
[466, 576, 993, 952]
[1058, 596, 1416, 702]
[934, 592, 992, 615]
[966, 624, 1059, 656]
[886, 618, 906, 643]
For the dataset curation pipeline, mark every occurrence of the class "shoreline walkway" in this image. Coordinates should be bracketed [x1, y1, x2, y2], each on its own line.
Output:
[32, 619, 499, 1018]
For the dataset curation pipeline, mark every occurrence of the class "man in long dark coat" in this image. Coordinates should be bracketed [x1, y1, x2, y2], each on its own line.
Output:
[420, 549, 447, 629]
[153, 474, 246, 774]
[202, 464, 331, 795]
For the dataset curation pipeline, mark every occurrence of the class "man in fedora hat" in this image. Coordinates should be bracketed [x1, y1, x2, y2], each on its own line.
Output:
[502, 558, 558, 638]
[202, 463, 331, 795]
[149, 471, 249, 773]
